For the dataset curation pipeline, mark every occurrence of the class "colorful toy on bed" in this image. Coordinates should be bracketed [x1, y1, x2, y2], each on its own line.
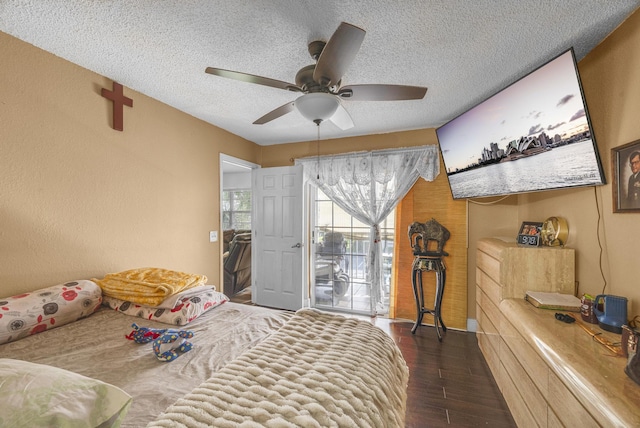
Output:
[125, 323, 166, 344]
[152, 329, 194, 362]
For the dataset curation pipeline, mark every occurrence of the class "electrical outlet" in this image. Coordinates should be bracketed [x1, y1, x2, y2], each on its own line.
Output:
[209, 231, 218, 242]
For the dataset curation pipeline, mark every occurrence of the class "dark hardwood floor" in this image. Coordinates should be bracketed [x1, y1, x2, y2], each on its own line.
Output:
[229, 292, 516, 427]
[372, 320, 516, 428]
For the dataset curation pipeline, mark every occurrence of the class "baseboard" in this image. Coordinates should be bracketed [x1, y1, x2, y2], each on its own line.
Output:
[467, 318, 478, 332]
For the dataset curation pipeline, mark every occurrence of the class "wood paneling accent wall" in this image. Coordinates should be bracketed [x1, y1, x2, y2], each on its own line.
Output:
[393, 156, 468, 330]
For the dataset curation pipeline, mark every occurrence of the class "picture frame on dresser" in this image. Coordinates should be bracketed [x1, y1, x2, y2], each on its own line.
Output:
[612, 139, 640, 213]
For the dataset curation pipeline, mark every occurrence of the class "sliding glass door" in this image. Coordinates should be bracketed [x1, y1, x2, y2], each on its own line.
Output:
[312, 188, 394, 315]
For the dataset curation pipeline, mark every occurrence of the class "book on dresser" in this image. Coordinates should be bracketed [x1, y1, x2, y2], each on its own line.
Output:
[525, 291, 581, 312]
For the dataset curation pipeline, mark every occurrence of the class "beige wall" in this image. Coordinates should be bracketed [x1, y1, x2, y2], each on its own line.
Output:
[1, 31, 260, 296]
[467, 8, 640, 319]
[3, 6, 639, 322]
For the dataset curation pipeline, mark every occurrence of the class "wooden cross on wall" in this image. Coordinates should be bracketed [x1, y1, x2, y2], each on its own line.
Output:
[101, 81, 133, 131]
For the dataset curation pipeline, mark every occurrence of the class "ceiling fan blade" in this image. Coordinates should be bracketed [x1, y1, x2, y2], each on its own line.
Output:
[253, 101, 296, 125]
[338, 84, 427, 101]
[330, 104, 354, 130]
[205, 67, 301, 92]
[313, 22, 365, 87]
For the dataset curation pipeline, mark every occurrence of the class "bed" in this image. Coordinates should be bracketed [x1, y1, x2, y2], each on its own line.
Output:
[0, 279, 409, 427]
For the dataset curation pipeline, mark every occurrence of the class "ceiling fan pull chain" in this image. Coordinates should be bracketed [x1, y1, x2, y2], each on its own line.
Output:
[316, 122, 321, 180]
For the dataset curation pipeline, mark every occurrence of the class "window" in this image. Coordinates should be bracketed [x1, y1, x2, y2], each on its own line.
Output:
[222, 190, 251, 230]
[313, 188, 394, 315]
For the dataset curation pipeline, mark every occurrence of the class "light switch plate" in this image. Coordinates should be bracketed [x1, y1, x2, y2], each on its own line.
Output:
[209, 230, 218, 242]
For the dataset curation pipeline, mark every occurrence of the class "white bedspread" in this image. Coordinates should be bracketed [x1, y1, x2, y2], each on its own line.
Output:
[148, 309, 409, 428]
[0, 302, 292, 427]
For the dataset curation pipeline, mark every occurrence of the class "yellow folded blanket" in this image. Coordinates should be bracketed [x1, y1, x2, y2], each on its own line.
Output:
[92, 267, 208, 307]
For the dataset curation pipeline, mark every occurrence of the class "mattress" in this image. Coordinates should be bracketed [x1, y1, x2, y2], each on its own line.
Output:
[0, 302, 293, 427]
[149, 308, 409, 427]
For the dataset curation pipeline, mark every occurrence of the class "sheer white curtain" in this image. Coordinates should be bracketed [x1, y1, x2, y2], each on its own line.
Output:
[296, 145, 440, 315]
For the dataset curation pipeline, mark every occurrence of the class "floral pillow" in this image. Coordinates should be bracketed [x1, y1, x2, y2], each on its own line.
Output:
[0, 280, 103, 345]
[102, 289, 229, 325]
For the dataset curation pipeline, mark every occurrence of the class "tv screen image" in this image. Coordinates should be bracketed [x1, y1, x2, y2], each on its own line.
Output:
[436, 48, 605, 200]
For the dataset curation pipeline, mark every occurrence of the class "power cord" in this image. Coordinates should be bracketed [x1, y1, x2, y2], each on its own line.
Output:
[467, 195, 512, 205]
[593, 186, 608, 295]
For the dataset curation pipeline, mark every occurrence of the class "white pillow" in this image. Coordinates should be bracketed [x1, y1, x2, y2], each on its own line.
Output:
[0, 358, 132, 428]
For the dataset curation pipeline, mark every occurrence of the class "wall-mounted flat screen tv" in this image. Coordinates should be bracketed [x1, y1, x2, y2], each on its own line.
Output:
[436, 48, 606, 200]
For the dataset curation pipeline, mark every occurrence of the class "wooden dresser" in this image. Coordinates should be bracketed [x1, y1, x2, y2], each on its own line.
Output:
[476, 238, 640, 427]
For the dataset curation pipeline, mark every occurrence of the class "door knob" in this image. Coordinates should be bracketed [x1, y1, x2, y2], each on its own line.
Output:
[291, 243, 302, 248]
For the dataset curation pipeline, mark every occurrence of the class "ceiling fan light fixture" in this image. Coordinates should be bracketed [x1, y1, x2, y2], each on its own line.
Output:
[295, 93, 340, 123]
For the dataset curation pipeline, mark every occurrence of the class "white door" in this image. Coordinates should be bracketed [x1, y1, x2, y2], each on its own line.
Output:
[252, 165, 305, 311]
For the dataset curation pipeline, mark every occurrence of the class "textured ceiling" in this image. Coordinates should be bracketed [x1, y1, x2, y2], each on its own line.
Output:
[1, 1, 639, 146]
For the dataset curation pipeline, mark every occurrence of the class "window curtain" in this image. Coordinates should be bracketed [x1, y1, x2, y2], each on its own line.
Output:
[295, 145, 440, 315]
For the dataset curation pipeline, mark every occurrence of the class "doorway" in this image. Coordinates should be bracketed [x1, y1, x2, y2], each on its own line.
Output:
[251, 165, 305, 310]
[220, 154, 258, 300]
[311, 187, 394, 316]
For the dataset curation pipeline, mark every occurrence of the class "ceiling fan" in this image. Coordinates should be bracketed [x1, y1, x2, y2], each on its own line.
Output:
[205, 22, 428, 129]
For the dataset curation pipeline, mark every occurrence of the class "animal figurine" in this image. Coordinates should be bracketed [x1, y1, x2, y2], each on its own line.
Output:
[152, 329, 194, 362]
[125, 323, 166, 343]
[408, 218, 450, 256]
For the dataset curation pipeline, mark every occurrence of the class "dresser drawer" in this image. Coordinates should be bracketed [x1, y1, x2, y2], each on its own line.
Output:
[476, 303, 500, 378]
[547, 407, 563, 428]
[476, 267, 502, 306]
[548, 371, 599, 428]
[500, 315, 549, 397]
[476, 249, 501, 283]
[500, 337, 547, 427]
[499, 359, 540, 427]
